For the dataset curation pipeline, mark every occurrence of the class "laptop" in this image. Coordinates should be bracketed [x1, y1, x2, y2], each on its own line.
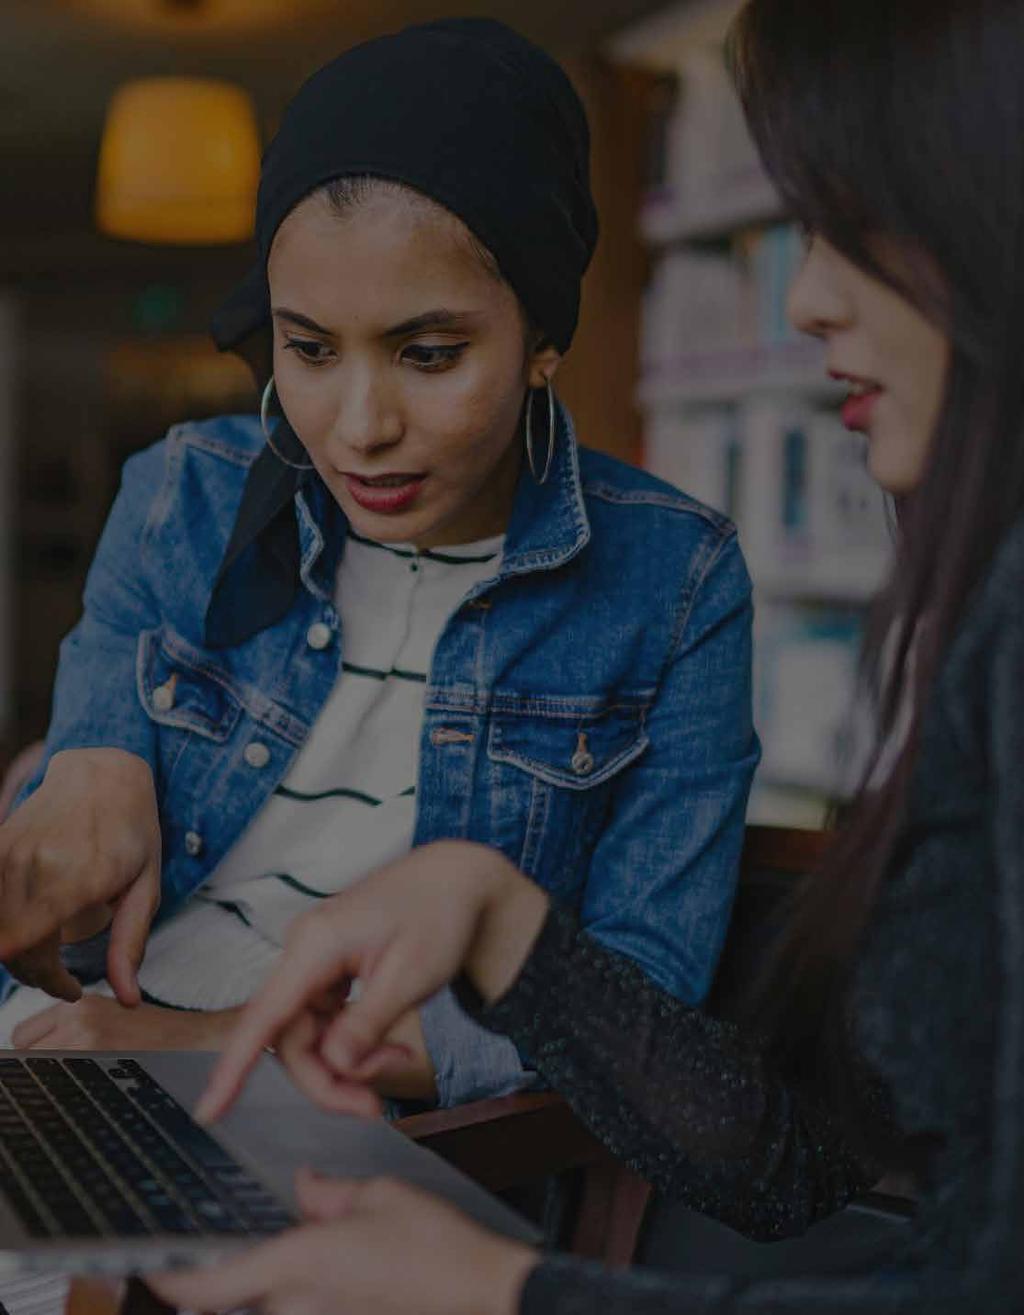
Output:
[0, 1050, 540, 1277]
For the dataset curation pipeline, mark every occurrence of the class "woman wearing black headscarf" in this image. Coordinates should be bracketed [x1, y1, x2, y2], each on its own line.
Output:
[0, 20, 757, 1121]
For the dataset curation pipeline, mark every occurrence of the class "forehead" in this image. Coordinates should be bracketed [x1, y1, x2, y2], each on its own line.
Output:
[267, 190, 510, 327]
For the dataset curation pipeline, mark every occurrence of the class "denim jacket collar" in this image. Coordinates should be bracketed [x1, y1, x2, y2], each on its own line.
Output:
[204, 399, 589, 648]
[501, 401, 590, 577]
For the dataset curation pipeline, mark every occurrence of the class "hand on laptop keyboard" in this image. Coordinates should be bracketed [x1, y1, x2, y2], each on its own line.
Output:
[147, 1169, 538, 1315]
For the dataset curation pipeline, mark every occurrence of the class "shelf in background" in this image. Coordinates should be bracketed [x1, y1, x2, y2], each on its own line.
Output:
[639, 342, 845, 407]
[640, 182, 785, 245]
[606, 0, 742, 70]
[756, 764, 846, 796]
[754, 563, 888, 606]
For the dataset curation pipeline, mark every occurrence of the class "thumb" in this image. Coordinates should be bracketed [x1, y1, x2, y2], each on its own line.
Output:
[107, 862, 160, 1006]
[295, 1168, 362, 1222]
[318, 943, 430, 1073]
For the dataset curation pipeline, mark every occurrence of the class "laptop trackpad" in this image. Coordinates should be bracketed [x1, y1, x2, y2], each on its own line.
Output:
[141, 1051, 540, 1244]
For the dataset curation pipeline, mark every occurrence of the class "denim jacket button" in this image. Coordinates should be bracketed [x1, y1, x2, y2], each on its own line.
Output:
[152, 677, 177, 712]
[184, 831, 204, 858]
[571, 750, 595, 776]
[244, 741, 271, 769]
[306, 622, 332, 651]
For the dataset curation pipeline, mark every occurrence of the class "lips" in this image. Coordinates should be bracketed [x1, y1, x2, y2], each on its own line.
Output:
[829, 370, 884, 434]
[344, 473, 426, 514]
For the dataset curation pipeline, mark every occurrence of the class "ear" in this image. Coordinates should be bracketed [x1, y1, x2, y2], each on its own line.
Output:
[527, 342, 562, 390]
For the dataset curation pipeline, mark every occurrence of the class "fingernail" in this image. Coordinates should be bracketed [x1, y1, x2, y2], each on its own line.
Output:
[193, 1094, 215, 1124]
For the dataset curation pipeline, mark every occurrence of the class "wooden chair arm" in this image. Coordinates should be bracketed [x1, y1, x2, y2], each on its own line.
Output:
[395, 1091, 609, 1193]
[397, 1092, 650, 1266]
[741, 823, 832, 875]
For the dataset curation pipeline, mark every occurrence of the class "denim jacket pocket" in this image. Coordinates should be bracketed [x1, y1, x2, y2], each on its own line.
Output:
[485, 699, 650, 893]
[136, 626, 243, 742]
[487, 699, 650, 790]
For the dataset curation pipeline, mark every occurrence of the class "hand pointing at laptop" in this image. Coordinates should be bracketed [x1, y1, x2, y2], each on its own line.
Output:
[195, 839, 550, 1124]
[152, 840, 549, 1315]
[0, 747, 162, 1005]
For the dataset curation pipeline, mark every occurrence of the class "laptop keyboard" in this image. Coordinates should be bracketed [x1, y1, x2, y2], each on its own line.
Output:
[0, 1057, 294, 1239]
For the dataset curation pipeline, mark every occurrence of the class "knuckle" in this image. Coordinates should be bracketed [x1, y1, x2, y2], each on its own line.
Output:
[31, 840, 65, 875]
[6, 837, 36, 874]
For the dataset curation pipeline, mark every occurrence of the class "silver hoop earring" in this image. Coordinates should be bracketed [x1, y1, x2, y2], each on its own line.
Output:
[525, 378, 556, 485]
[260, 376, 314, 471]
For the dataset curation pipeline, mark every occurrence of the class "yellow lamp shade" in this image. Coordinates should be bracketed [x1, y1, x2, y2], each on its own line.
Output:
[96, 77, 261, 244]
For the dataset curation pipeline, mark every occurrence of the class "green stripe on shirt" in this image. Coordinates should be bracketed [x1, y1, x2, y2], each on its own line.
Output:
[342, 660, 428, 684]
[274, 784, 416, 806]
[270, 871, 331, 900]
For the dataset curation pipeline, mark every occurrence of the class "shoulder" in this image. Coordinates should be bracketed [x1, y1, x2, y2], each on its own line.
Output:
[980, 515, 1024, 622]
[577, 445, 735, 537]
[575, 445, 745, 597]
[102, 416, 264, 590]
[975, 517, 1024, 709]
[122, 413, 261, 479]
[154, 413, 263, 470]
[119, 414, 262, 521]
[948, 515, 1024, 669]
[935, 515, 1024, 752]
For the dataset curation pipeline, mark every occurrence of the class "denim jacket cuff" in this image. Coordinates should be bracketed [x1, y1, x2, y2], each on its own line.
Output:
[419, 984, 538, 1108]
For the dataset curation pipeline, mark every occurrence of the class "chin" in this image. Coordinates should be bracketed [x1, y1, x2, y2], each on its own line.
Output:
[348, 503, 442, 546]
[866, 434, 921, 497]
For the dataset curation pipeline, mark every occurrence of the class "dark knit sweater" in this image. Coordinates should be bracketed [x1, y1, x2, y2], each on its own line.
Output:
[466, 517, 1024, 1313]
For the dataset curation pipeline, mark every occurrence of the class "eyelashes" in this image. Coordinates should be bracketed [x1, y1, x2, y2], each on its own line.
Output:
[283, 338, 331, 364]
[281, 338, 470, 372]
[400, 343, 468, 371]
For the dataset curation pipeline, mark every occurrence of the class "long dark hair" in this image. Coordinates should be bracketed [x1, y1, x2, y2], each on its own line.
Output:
[727, 0, 1024, 1068]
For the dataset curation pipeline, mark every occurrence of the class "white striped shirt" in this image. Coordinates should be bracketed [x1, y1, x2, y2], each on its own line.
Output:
[133, 530, 503, 1011]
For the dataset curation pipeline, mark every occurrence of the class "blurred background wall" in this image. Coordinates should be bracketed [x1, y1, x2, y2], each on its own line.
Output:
[0, 0, 891, 826]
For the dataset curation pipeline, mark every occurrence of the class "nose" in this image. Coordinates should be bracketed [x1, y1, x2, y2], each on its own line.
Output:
[324, 365, 403, 468]
[787, 235, 855, 340]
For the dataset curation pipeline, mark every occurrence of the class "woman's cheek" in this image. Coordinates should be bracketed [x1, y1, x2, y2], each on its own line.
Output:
[277, 372, 334, 453]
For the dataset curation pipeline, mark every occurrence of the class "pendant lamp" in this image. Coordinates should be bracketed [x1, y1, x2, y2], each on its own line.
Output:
[95, 77, 261, 244]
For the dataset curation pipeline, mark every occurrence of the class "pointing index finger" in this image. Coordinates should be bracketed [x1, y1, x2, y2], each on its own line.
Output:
[195, 939, 361, 1124]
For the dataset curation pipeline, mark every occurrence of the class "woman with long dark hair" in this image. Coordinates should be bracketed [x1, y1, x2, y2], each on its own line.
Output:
[152, 0, 1024, 1312]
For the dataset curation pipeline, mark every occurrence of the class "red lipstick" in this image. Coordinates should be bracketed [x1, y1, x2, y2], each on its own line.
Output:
[830, 371, 884, 433]
[344, 474, 426, 514]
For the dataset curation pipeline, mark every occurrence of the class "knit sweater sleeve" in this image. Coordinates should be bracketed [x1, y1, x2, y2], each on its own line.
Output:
[458, 903, 876, 1243]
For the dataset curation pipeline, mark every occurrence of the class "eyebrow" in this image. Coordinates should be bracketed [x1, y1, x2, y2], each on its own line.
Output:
[271, 307, 479, 338]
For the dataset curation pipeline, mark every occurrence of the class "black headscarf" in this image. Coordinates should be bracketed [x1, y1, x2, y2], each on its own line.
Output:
[212, 16, 598, 359]
[205, 18, 597, 649]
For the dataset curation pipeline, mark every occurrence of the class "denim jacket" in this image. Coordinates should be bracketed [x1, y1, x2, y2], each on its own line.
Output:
[17, 405, 759, 1106]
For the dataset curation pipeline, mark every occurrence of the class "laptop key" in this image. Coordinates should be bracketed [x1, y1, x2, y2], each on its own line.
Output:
[0, 1163, 51, 1238]
[49, 1199, 100, 1237]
